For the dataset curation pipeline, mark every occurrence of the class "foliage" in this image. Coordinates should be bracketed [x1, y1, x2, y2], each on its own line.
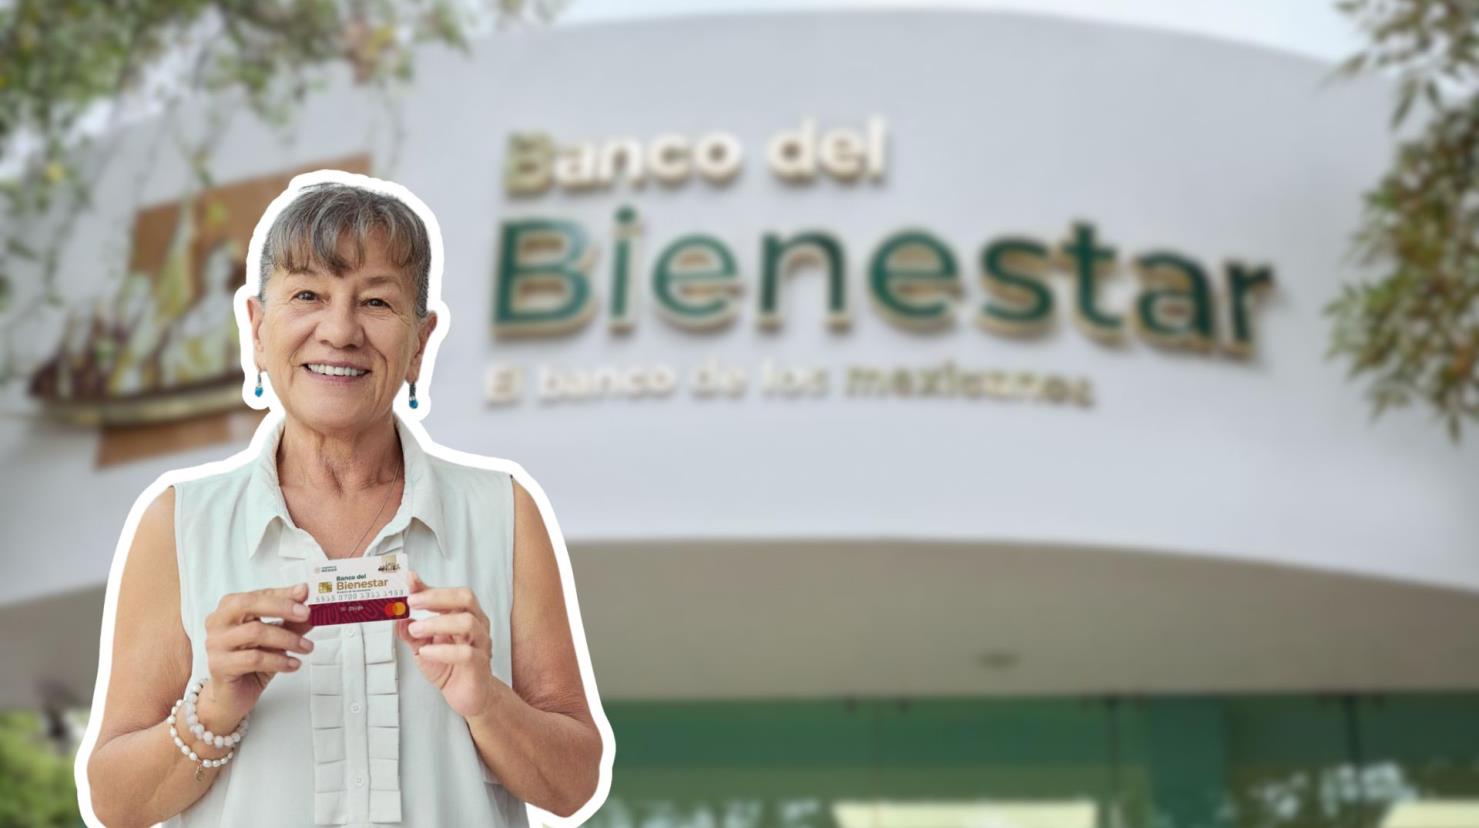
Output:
[0, 0, 565, 383]
[1324, 0, 1479, 441]
[0, 710, 78, 828]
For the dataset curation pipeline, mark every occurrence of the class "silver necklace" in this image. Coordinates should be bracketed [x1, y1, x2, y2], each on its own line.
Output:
[347, 454, 402, 558]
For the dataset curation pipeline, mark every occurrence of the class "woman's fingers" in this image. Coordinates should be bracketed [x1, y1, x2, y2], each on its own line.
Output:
[407, 585, 485, 620]
[404, 570, 486, 622]
[400, 573, 492, 658]
[406, 612, 487, 648]
[204, 584, 314, 682]
[208, 583, 310, 630]
[232, 583, 309, 622]
[219, 647, 302, 677]
[415, 643, 482, 665]
[395, 618, 424, 653]
[280, 618, 316, 637]
[218, 620, 314, 655]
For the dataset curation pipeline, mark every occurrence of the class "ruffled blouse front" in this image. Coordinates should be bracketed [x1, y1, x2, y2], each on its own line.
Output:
[278, 522, 408, 823]
[306, 621, 403, 823]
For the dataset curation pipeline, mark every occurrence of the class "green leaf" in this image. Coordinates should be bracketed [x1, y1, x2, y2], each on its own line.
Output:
[1335, 51, 1369, 79]
[6, 238, 36, 260]
[1393, 78, 1418, 128]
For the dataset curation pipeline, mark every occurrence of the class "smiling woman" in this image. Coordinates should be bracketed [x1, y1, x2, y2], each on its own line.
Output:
[80, 174, 611, 828]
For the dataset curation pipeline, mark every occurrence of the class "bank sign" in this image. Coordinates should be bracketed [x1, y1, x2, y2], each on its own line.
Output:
[486, 118, 1274, 405]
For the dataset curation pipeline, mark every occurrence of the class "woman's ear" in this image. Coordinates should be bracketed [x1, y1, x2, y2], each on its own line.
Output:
[408, 312, 438, 383]
[246, 295, 266, 365]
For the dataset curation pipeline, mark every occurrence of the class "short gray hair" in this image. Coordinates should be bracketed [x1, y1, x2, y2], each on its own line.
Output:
[257, 182, 431, 320]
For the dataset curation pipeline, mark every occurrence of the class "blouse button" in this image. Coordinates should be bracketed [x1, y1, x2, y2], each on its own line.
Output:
[353, 774, 365, 788]
[350, 702, 363, 714]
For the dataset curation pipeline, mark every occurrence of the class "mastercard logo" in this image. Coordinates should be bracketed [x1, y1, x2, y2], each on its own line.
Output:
[386, 601, 407, 618]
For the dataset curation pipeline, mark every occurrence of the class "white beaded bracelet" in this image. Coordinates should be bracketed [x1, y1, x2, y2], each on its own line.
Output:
[168, 677, 248, 780]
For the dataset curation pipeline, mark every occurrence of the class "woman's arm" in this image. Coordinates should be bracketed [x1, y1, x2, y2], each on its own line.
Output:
[84, 486, 229, 827]
[86, 484, 313, 827]
[464, 479, 603, 818]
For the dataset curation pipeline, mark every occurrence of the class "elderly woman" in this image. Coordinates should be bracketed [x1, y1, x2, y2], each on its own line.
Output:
[84, 180, 606, 827]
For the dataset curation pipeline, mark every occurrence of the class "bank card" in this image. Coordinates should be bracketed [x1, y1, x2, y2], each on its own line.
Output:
[308, 552, 417, 626]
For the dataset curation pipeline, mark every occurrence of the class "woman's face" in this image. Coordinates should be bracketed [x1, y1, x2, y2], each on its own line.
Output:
[247, 229, 437, 434]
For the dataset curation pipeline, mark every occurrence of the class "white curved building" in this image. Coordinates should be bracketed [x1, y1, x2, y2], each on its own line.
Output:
[2, 9, 1476, 827]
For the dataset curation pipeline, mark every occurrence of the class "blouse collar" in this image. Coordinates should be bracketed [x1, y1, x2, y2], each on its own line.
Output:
[243, 410, 448, 560]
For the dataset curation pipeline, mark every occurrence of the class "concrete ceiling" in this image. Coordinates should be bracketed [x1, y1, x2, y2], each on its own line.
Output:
[8, 540, 1479, 712]
[565, 539, 1479, 699]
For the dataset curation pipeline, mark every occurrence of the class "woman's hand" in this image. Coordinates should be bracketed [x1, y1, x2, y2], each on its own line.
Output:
[199, 583, 316, 736]
[394, 570, 496, 720]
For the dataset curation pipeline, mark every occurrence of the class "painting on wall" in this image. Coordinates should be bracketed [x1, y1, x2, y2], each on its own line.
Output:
[26, 154, 372, 430]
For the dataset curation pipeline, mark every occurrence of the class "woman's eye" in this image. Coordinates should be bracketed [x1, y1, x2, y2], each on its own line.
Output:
[293, 290, 317, 301]
[366, 298, 389, 308]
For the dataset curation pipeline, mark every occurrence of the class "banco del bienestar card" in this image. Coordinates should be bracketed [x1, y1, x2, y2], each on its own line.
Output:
[307, 552, 411, 626]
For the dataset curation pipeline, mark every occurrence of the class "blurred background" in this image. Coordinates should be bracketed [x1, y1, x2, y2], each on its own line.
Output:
[2, 1, 1478, 826]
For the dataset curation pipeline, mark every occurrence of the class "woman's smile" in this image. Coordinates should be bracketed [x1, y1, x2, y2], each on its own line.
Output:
[302, 362, 373, 386]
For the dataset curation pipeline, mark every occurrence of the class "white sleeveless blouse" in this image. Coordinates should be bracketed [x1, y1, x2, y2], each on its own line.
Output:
[164, 411, 530, 828]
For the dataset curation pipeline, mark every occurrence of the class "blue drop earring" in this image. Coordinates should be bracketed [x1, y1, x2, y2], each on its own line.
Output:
[254, 370, 263, 398]
[408, 381, 418, 409]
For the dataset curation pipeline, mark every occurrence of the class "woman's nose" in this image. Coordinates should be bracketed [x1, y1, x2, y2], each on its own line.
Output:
[317, 297, 364, 348]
